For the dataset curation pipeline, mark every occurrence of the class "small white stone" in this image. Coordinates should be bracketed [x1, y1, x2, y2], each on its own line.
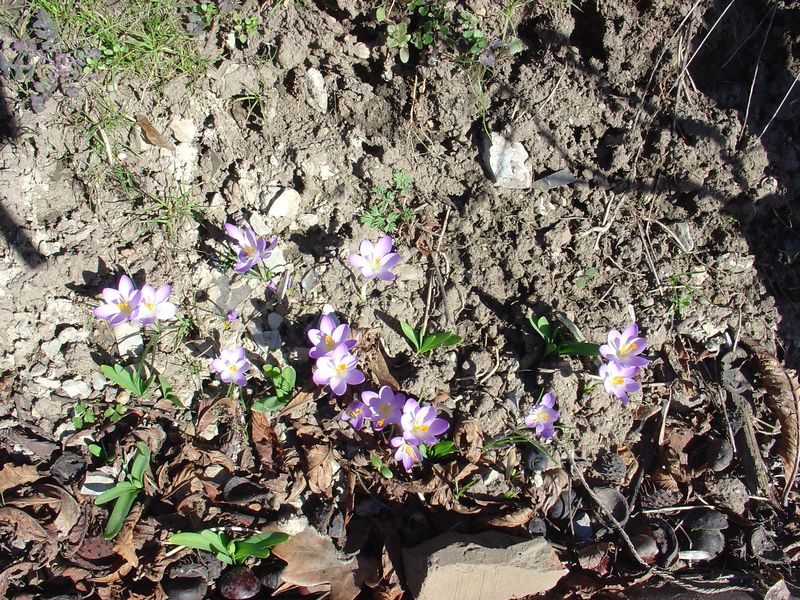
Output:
[92, 371, 107, 391]
[250, 212, 271, 237]
[482, 132, 532, 189]
[61, 378, 91, 399]
[352, 42, 370, 59]
[266, 188, 302, 220]
[170, 117, 197, 143]
[80, 469, 118, 496]
[114, 321, 144, 359]
[305, 68, 328, 113]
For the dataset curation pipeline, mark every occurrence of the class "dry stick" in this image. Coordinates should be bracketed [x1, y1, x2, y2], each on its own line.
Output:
[756, 70, 800, 143]
[738, 4, 777, 143]
[420, 205, 451, 339]
[674, 0, 737, 93]
[570, 459, 651, 570]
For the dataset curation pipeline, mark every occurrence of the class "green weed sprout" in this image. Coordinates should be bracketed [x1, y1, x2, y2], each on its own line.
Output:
[528, 315, 599, 360]
[360, 171, 416, 233]
[95, 442, 150, 539]
[401, 321, 462, 354]
[370, 453, 394, 479]
[252, 365, 296, 412]
[169, 530, 289, 565]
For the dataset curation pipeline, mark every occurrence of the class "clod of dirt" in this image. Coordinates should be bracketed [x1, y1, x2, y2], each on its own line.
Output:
[528, 518, 547, 537]
[222, 476, 270, 503]
[402, 531, 567, 600]
[685, 509, 728, 531]
[704, 476, 749, 514]
[218, 566, 261, 600]
[706, 436, 734, 472]
[690, 529, 725, 559]
[50, 451, 85, 484]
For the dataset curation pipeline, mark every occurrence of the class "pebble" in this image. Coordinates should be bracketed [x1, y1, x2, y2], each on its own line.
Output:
[114, 321, 144, 359]
[266, 188, 302, 220]
[91, 371, 108, 391]
[61, 378, 91, 399]
[170, 117, 197, 143]
[267, 312, 284, 330]
[706, 436, 733, 472]
[690, 529, 725, 558]
[301, 269, 319, 292]
[352, 42, 370, 59]
[305, 68, 328, 113]
[482, 132, 532, 189]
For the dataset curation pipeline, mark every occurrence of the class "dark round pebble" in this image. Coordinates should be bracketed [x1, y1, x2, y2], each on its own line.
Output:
[547, 490, 575, 520]
[527, 517, 547, 537]
[164, 576, 207, 600]
[706, 437, 733, 472]
[523, 446, 551, 472]
[691, 529, 725, 559]
[219, 566, 261, 600]
[686, 508, 728, 531]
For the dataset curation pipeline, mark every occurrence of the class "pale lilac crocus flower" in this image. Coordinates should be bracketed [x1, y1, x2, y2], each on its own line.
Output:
[400, 398, 450, 446]
[524, 392, 560, 439]
[600, 323, 650, 368]
[348, 235, 400, 281]
[308, 314, 356, 359]
[312, 344, 365, 396]
[225, 223, 277, 274]
[131, 284, 178, 325]
[391, 436, 423, 471]
[362, 386, 404, 431]
[211, 346, 251, 387]
[93, 275, 141, 326]
[341, 399, 370, 430]
[600, 361, 641, 404]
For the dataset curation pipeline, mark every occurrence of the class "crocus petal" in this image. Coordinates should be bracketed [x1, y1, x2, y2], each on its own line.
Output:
[118, 275, 135, 295]
[374, 235, 393, 257]
[376, 270, 396, 282]
[155, 302, 177, 320]
[319, 315, 336, 335]
[427, 419, 450, 436]
[358, 239, 374, 257]
[380, 252, 401, 270]
[93, 304, 119, 320]
[154, 284, 172, 303]
[329, 377, 347, 396]
[232, 372, 247, 386]
[622, 323, 639, 341]
[343, 369, 365, 385]
[312, 369, 330, 387]
[348, 253, 370, 271]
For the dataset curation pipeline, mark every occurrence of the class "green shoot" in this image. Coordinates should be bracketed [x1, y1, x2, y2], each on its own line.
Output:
[95, 442, 150, 539]
[168, 529, 289, 566]
[360, 171, 415, 233]
[369, 453, 394, 479]
[528, 315, 599, 360]
[252, 365, 296, 412]
[101, 363, 153, 398]
[401, 321, 462, 355]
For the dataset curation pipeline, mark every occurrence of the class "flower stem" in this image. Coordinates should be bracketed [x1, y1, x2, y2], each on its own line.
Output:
[359, 281, 367, 303]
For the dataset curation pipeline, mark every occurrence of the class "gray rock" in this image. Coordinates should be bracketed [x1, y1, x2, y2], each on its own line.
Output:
[301, 269, 319, 292]
[402, 531, 566, 600]
[305, 68, 328, 113]
[60, 378, 91, 399]
[267, 312, 284, 330]
[114, 321, 144, 359]
[482, 133, 532, 189]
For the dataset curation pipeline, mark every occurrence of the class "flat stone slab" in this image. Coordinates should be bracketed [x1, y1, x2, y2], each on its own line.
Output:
[402, 531, 567, 600]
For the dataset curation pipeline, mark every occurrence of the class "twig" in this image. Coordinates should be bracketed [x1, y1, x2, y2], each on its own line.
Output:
[420, 205, 451, 339]
[675, 0, 737, 89]
[756, 69, 800, 143]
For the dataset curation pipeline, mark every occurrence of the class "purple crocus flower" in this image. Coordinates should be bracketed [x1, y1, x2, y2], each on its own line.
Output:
[225, 223, 277, 274]
[362, 386, 404, 431]
[391, 436, 423, 471]
[211, 346, 251, 386]
[524, 392, 560, 439]
[93, 275, 141, 326]
[131, 284, 178, 325]
[312, 344, 365, 396]
[348, 235, 401, 281]
[600, 361, 641, 404]
[341, 399, 370, 430]
[400, 398, 450, 446]
[308, 314, 356, 359]
[226, 310, 238, 323]
[600, 323, 649, 368]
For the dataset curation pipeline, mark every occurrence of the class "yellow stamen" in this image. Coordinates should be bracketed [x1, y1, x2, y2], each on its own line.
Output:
[243, 246, 255, 256]
[380, 405, 391, 416]
[145, 302, 155, 312]
[612, 376, 624, 386]
[230, 364, 239, 372]
[324, 335, 333, 346]
[116, 301, 130, 312]
[335, 363, 347, 375]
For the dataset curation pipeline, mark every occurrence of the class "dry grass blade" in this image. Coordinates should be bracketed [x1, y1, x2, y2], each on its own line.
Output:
[135, 114, 176, 152]
[744, 340, 800, 505]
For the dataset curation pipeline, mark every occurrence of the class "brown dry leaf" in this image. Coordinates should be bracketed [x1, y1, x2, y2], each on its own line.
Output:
[352, 327, 400, 390]
[0, 507, 58, 562]
[11, 484, 83, 544]
[112, 504, 144, 567]
[453, 418, 484, 463]
[135, 114, 176, 151]
[537, 468, 569, 515]
[617, 445, 639, 486]
[482, 506, 534, 530]
[304, 443, 334, 496]
[579, 542, 614, 576]
[0, 463, 40, 493]
[271, 525, 364, 600]
[279, 389, 317, 417]
[251, 411, 284, 474]
[745, 340, 800, 506]
[195, 396, 237, 438]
